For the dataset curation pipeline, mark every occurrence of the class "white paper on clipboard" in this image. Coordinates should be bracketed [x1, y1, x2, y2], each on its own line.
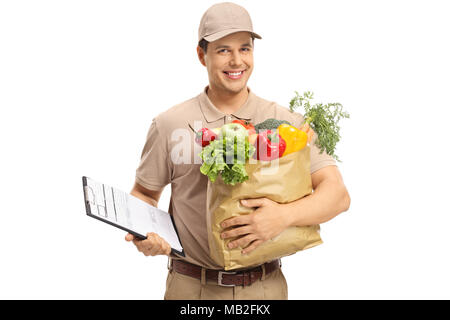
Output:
[82, 176, 183, 255]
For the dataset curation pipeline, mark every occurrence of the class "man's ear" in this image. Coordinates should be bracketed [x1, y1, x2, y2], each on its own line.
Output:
[197, 46, 206, 67]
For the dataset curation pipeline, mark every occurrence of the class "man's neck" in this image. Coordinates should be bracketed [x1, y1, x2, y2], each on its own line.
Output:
[206, 85, 249, 115]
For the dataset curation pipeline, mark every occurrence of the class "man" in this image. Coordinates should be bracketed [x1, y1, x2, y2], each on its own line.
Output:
[125, 2, 350, 300]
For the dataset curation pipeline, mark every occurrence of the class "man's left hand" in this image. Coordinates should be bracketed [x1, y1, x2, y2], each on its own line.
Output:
[220, 198, 291, 255]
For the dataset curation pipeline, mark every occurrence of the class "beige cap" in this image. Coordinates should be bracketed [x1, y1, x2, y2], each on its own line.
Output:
[198, 2, 262, 43]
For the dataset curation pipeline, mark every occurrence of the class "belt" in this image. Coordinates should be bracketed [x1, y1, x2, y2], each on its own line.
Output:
[170, 259, 281, 287]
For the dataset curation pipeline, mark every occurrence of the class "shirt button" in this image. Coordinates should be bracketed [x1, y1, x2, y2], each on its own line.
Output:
[227, 116, 232, 121]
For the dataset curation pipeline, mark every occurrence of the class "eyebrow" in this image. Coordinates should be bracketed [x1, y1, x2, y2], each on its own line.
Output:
[214, 43, 253, 50]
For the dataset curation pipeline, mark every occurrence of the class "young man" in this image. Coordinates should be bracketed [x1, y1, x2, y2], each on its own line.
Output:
[126, 2, 350, 300]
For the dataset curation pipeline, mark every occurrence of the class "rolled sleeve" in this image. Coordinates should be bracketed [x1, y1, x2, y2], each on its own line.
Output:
[135, 118, 172, 190]
[309, 132, 337, 173]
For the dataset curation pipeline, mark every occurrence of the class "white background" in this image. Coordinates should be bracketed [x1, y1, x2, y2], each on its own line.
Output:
[1, 0, 449, 299]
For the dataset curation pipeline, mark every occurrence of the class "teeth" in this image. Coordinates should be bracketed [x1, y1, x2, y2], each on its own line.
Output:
[227, 71, 243, 76]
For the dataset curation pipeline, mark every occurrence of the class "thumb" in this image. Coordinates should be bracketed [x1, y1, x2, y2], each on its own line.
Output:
[240, 198, 267, 208]
[125, 233, 134, 242]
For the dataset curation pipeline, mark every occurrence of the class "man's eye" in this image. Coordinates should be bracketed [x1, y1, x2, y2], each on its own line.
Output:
[218, 48, 250, 53]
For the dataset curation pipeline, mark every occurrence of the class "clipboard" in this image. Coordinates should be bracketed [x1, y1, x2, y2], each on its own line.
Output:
[82, 176, 184, 257]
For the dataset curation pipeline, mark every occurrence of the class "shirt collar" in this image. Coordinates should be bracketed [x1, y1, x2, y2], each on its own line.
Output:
[198, 86, 255, 123]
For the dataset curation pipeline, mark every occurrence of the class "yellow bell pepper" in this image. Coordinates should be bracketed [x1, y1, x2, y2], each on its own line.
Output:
[277, 124, 308, 156]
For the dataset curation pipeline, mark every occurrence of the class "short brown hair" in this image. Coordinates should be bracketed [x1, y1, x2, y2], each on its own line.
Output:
[198, 38, 209, 53]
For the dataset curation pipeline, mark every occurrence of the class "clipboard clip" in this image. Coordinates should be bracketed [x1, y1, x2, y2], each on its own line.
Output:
[84, 185, 94, 204]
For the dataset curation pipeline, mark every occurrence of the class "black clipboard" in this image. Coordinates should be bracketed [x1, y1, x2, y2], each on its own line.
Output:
[82, 176, 184, 257]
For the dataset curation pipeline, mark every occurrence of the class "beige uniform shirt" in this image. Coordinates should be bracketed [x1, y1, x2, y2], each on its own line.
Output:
[135, 86, 336, 269]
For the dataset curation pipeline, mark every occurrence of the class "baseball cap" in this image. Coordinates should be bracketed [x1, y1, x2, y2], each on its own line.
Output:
[198, 2, 262, 43]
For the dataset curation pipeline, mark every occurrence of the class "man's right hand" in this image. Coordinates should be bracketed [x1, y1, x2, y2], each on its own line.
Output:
[125, 232, 172, 257]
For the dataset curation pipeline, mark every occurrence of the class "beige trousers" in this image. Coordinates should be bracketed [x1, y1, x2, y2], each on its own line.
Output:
[164, 267, 288, 300]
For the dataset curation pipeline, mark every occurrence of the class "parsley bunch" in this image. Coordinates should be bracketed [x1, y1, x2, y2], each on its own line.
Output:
[289, 91, 349, 162]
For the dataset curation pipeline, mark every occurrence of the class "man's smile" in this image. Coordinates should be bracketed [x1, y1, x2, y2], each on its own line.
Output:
[223, 69, 246, 80]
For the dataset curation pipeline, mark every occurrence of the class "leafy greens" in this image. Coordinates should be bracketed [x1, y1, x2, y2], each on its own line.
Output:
[199, 135, 255, 186]
[289, 91, 349, 162]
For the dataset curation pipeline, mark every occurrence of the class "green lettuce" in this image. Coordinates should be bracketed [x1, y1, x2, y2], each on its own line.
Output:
[199, 136, 255, 185]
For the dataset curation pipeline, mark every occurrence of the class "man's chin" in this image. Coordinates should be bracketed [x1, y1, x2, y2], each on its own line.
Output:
[223, 83, 247, 95]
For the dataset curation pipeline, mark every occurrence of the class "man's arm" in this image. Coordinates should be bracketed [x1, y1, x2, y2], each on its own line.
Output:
[125, 182, 171, 256]
[284, 165, 351, 227]
[130, 182, 162, 208]
[220, 165, 350, 254]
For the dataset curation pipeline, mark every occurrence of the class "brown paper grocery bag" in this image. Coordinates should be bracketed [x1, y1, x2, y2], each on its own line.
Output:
[206, 146, 323, 270]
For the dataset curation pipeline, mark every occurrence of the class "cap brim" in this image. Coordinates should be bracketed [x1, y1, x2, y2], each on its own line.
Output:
[203, 29, 262, 42]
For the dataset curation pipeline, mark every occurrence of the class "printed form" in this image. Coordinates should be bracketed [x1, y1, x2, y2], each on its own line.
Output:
[83, 177, 183, 253]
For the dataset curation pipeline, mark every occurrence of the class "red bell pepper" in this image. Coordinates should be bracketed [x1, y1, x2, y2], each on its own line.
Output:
[253, 130, 286, 161]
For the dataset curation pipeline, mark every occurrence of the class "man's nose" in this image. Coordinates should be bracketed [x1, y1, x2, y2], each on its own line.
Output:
[230, 50, 243, 66]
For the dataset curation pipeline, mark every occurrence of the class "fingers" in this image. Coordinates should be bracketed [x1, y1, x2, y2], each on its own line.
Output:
[128, 232, 171, 257]
[221, 214, 252, 229]
[221, 225, 252, 240]
[242, 240, 264, 255]
[240, 198, 269, 208]
[125, 233, 134, 241]
[146, 232, 172, 256]
[227, 234, 258, 250]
